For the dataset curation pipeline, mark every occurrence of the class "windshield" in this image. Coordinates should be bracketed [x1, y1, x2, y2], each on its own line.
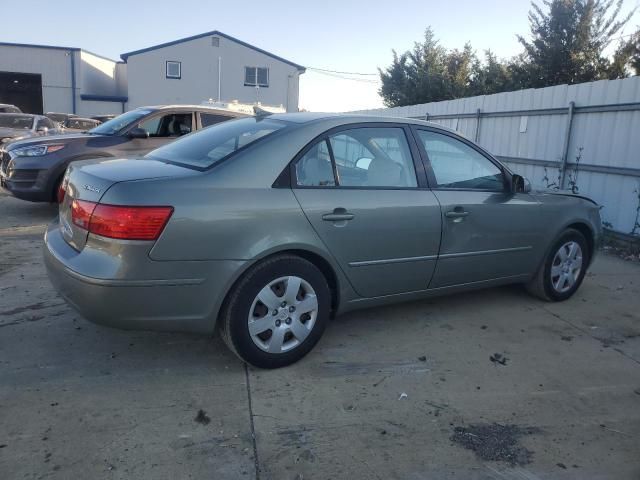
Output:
[88, 109, 153, 135]
[0, 115, 34, 130]
[146, 117, 287, 169]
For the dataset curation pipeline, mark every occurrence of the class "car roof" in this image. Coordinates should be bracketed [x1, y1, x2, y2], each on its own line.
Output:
[67, 117, 98, 121]
[142, 105, 250, 116]
[266, 111, 450, 130]
[0, 112, 40, 119]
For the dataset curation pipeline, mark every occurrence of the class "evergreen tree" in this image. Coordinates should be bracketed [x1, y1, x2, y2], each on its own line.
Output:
[517, 0, 634, 86]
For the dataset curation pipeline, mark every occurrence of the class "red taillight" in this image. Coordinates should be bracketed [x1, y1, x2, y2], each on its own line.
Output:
[71, 200, 173, 241]
[71, 199, 96, 230]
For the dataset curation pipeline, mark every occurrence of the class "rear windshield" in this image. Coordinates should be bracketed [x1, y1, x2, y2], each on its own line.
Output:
[0, 115, 33, 129]
[146, 117, 286, 169]
[89, 109, 153, 135]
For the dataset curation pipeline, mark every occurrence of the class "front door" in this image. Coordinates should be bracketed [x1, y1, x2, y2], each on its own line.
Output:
[413, 128, 543, 288]
[118, 111, 195, 156]
[292, 125, 442, 298]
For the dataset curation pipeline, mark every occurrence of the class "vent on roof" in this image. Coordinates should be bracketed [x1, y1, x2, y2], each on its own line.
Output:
[211, 37, 220, 47]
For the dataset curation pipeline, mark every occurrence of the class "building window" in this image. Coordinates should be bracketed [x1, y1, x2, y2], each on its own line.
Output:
[211, 37, 220, 47]
[244, 67, 269, 87]
[166, 61, 181, 79]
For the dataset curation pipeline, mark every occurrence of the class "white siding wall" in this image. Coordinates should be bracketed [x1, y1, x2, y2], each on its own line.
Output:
[0, 45, 75, 113]
[79, 51, 119, 95]
[125, 35, 301, 111]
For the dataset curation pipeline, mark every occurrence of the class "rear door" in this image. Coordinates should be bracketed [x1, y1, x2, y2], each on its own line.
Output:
[413, 127, 542, 288]
[292, 124, 442, 298]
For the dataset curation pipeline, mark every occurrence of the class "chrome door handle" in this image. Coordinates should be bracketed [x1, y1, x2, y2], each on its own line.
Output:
[322, 213, 355, 222]
[322, 208, 355, 222]
[445, 210, 469, 218]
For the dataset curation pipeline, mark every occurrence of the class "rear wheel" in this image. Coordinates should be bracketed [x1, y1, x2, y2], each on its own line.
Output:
[220, 255, 331, 368]
[526, 228, 589, 301]
[52, 174, 64, 203]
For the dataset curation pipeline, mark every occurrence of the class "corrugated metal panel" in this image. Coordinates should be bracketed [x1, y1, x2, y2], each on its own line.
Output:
[355, 76, 640, 234]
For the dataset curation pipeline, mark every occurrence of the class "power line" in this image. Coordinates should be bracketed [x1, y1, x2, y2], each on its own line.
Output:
[308, 68, 381, 84]
[307, 66, 379, 76]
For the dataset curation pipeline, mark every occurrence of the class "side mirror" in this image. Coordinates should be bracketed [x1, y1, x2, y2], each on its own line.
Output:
[37, 126, 48, 134]
[512, 174, 531, 193]
[128, 127, 149, 139]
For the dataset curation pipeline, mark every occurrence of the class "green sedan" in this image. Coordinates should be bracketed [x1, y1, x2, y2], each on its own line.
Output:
[44, 113, 602, 368]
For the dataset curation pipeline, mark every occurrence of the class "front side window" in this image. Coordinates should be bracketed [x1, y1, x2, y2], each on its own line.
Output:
[146, 117, 286, 169]
[417, 130, 504, 190]
[244, 67, 269, 87]
[166, 61, 181, 79]
[139, 113, 192, 138]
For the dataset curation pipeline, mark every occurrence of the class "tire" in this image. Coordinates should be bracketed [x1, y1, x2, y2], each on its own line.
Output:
[219, 254, 331, 368]
[526, 228, 590, 302]
[52, 174, 64, 203]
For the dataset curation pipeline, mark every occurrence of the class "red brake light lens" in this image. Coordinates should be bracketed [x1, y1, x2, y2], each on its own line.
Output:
[70, 200, 173, 241]
[71, 199, 96, 230]
[89, 204, 173, 240]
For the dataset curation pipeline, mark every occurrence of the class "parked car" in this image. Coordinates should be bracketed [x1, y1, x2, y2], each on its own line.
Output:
[0, 113, 59, 144]
[0, 103, 22, 113]
[92, 115, 116, 123]
[61, 117, 101, 132]
[45, 112, 77, 126]
[0, 105, 248, 202]
[43, 113, 602, 368]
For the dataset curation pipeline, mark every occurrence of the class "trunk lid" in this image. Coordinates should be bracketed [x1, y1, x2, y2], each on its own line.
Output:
[59, 157, 196, 250]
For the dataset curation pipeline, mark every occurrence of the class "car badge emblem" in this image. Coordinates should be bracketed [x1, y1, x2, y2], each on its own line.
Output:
[83, 184, 101, 193]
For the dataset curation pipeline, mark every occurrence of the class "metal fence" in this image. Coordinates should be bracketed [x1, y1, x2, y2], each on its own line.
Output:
[354, 76, 640, 235]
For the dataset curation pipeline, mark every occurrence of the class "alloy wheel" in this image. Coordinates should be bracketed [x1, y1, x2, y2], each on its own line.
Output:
[550, 241, 583, 293]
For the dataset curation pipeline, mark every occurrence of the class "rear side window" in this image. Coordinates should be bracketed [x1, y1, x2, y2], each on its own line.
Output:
[146, 117, 286, 169]
[200, 113, 233, 127]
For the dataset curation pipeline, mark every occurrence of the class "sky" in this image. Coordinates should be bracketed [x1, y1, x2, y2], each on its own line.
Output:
[4, 0, 640, 112]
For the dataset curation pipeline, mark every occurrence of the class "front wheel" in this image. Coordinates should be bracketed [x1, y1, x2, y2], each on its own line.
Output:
[219, 255, 331, 368]
[526, 228, 590, 301]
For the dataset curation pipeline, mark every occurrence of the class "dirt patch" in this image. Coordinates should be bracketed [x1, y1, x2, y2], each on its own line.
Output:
[489, 353, 508, 366]
[451, 423, 540, 465]
[194, 409, 211, 425]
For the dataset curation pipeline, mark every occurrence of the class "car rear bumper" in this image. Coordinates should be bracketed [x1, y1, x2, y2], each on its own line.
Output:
[44, 221, 246, 334]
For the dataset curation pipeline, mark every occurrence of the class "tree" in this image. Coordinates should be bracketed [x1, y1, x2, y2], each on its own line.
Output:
[378, 28, 478, 106]
[469, 50, 513, 96]
[378, 3, 638, 107]
[517, 0, 635, 87]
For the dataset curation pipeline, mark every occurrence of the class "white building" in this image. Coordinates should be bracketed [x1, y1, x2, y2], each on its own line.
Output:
[0, 31, 305, 116]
